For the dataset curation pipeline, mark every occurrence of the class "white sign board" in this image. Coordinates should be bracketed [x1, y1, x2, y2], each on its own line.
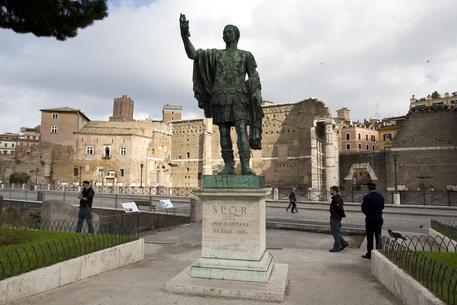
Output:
[121, 202, 139, 213]
[159, 199, 174, 209]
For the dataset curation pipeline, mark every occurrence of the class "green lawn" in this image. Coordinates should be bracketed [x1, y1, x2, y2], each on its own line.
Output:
[383, 250, 457, 304]
[0, 228, 135, 280]
[432, 223, 457, 242]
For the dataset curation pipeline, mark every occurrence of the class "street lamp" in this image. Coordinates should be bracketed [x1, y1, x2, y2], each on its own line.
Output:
[140, 163, 144, 189]
[79, 166, 82, 186]
[393, 154, 398, 192]
[35, 167, 38, 185]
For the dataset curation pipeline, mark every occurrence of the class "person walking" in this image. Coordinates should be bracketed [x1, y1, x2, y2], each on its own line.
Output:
[76, 180, 95, 233]
[286, 187, 298, 213]
[329, 186, 348, 252]
[361, 182, 384, 259]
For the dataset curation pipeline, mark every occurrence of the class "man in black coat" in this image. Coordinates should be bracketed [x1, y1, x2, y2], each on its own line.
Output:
[76, 180, 95, 233]
[329, 186, 348, 252]
[286, 187, 298, 213]
[361, 182, 384, 259]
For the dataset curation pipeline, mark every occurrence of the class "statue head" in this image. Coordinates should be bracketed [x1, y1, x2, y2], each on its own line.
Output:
[223, 24, 240, 44]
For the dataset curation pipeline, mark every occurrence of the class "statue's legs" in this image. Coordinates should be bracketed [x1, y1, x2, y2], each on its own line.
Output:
[217, 123, 235, 175]
[235, 120, 255, 175]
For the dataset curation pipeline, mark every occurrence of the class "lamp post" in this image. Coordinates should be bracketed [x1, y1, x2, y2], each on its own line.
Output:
[140, 162, 144, 189]
[79, 166, 82, 186]
[393, 154, 398, 192]
[392, 153, 401, 205]
[35, 167, 38, 185]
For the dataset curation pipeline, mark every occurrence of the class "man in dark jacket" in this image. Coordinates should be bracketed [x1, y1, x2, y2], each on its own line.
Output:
[329, 186, 348, 252]
[286, 187, 298, 213]
[361, 182, 384, 259]
[76, 180, 95, 233]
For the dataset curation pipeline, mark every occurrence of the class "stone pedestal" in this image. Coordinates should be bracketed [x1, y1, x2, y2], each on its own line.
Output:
[166, 175, 288, 302]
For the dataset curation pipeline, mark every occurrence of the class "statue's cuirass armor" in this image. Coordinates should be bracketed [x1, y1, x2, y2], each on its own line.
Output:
[211, 50, 251, 107]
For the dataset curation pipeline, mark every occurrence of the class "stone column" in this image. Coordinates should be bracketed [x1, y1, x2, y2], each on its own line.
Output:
[202, 118, 213, 175]
[325, 121, 339, 197]
[309, 126, 321, 201]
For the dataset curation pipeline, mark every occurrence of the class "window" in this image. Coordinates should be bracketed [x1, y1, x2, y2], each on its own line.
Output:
[345, 134, 350, 140]
[358, 144, 362, 149]
[371, 135, 376, 142]
[120, 146, 127, 156]
[187, 152, 190, 158]
[103, 146, 110, 159]
[50, 126, 58, 134]
[383, 133, 392, 141]
[97, 168, 104, 177]
[73, 167, 79, 177]
[365, 134, 368, 141]
[3, 143, 6, 147]
[358, 133, 361, 140]
[120, 169, 125, 177]
[372, 146, 375, 150]
[12, 143, 14, 147]
[86, 145, 94, 155]
[366, 145, 369, 150]
[346, 144, 351, 150]
[52, 113, 59, 119]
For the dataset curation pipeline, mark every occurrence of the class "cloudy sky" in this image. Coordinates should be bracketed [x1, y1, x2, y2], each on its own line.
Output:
[0, 0, 456, 133]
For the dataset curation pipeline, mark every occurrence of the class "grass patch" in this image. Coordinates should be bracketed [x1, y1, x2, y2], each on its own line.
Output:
[0, 228, 135, 280]
[382, 250, 457, 304]
[432, 223, 457, 242]
[422, 252, 457, 269]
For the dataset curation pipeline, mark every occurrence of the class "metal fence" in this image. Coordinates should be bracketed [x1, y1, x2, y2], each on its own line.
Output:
[1, 183, 457, 206]
[400, 191, 457, 206]
[431, 219, 457, 242]
[0, 212, 138, 280]
[0, 183, 195, 197]
[381, 235, 457, 305]
[0, 188, 192, 215]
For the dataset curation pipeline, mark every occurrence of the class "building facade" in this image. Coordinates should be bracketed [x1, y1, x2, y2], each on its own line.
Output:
[15, 127, 40, 159]
[0, 133, 18, 157]
[40, 107, 90, 145]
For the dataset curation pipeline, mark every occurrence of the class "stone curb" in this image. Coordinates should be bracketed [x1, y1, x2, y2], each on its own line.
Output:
[0, 239, 144, 305]
[371, 250, 445, 305]
[428, 227, 457, 252]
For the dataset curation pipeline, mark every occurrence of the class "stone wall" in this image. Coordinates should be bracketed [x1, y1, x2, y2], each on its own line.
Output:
[169, 99, 331, 189]
[389, 110, 457, 191]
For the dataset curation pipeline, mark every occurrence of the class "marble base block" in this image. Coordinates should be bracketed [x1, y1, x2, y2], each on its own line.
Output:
[166, 178, 288, 301]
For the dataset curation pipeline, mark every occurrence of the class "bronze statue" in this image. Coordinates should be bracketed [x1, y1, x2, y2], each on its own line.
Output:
[179, 14, 264, 176]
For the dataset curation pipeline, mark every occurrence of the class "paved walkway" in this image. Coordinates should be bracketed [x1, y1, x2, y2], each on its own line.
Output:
[11, 224, 401, 305]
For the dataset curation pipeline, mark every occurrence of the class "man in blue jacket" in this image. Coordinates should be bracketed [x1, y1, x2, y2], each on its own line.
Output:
[76, 180, 95, 233]
[329, 186, 348, 252]
[361, 182, 384, 259]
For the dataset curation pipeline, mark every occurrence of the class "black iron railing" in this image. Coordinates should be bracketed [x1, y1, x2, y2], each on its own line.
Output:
[0, 214, 138, 280]
[381, 235, 457, 304]
[431, 219, 457, 242]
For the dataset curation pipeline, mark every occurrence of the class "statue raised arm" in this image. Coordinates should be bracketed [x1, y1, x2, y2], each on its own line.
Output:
[179, 14, 264, 176]
[179, 14, 196, 60]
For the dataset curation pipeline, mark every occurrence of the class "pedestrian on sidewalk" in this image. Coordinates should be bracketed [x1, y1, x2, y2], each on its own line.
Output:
[76, 180, 95, 233]
[286, 187, 298, 213]
[329, 186, 348, 252]
[361, 182, 384, 259]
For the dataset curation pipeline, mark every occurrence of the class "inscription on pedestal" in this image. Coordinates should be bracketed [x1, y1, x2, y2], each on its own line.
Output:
[202, 198, 265, 260]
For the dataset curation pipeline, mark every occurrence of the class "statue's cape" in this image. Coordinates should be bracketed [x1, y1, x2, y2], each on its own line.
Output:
[193, 49, 216, 118]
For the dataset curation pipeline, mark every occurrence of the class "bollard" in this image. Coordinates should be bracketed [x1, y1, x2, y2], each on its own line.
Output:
[273, 187, 279, 200]
[37, 191, 43, 201]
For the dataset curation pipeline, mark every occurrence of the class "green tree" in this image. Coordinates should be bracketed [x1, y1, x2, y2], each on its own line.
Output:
[431, 91, 441, 99]
[0, 0, 108, 40]
[9, 172, 30, 184]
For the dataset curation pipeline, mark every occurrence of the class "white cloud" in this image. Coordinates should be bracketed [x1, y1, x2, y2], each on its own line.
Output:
[0, 0, 456, 133]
